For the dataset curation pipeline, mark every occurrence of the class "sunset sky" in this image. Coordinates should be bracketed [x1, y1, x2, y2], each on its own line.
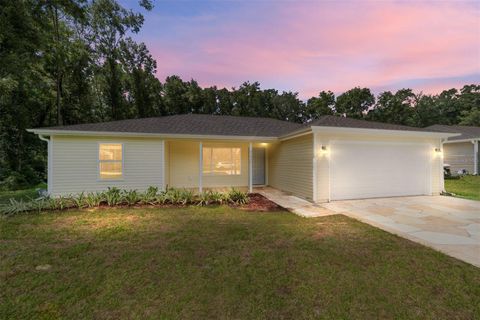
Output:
[125, 0, 480, 98]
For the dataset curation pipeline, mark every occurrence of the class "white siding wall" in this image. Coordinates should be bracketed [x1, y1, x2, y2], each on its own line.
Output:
[268, 134, 313, 201]
[51, 136, 165, 196]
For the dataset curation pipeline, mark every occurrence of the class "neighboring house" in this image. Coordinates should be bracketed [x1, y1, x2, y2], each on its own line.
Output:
[426, 125, 480, 175]
[28, 114, 455, 202]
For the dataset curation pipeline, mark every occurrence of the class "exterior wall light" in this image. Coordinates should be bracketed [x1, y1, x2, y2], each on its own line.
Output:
[318, 145, 329, 157]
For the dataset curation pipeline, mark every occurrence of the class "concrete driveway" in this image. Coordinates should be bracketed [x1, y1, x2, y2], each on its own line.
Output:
[323, 196, 480, 267]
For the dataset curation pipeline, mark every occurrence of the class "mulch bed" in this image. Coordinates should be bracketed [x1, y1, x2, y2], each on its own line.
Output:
[239, 193, 287, 212]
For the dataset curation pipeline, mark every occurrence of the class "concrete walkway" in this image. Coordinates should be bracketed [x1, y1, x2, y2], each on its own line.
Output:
[323, 196, 480, 267]
[256, 187, 334, 217]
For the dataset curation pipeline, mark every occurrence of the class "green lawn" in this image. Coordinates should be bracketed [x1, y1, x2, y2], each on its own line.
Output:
[0, 183, 46, 205]
[445, 175, 480, 201]
[1, 207, 479, 319]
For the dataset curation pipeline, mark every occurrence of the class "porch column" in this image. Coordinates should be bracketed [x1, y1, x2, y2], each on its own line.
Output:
[249, 142, 253, 193]
[474, 140, 479, 175]
[199, 142, 203, 193]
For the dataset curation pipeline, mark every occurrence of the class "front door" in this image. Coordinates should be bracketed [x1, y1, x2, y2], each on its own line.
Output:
[252, 147, 266, 185]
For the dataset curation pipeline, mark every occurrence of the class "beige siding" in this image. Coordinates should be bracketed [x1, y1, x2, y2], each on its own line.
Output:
[315, 136, 330, 202]
[443, 142, 475, 174]
[314, 133, 444, 201]
[168, 140, 249, 188]
[51, 136, 164, 196]
[268, 134, 313, 200]
[432, 139, 444, 195]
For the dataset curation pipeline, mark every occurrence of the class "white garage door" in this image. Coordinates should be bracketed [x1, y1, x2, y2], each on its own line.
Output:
[330, 141, 431, 200]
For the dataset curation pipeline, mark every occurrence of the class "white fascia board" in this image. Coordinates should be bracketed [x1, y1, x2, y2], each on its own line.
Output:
[443, 138, 480, 144]
[27, 129, 278, 142]
[279, 128, 312, 141]
[310, 126, 460, 139]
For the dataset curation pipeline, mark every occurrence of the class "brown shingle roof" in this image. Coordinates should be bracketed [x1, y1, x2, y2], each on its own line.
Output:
[426, 125, 480, 141]
[310, 115, 430, 132]
[33, 114, 450, 138]
[41, 114, 305, 137]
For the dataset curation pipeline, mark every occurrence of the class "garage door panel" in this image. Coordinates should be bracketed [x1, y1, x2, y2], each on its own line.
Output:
[330, 142, 430, 200]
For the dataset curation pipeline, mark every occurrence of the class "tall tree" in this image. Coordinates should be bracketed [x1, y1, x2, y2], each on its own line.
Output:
[89, 0, 152, 120]
[459, 109, 480, 126]
[269, 91, 304, 122]
[335, 87, 375, 118]
[231, 82, 267, 117]
[44, 0, 87, 125]
[366, 89, 415, 125]
[305, 90, 335, 121]
[0, 0, 56, 187]
[410, 93, 442, 127]
[120, 38, 162, 118]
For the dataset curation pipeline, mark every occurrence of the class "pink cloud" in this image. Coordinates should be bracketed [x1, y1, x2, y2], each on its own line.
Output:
[145, 1, 480, 98]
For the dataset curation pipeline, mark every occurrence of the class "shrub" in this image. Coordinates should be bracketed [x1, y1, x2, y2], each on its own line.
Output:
[178, 189, 194, 205]
[123, 190, 140, 206]
[73, 192, 87, 209]
[0, 186, 251, 216]
[197, 190, 225, 206]
[0, 198, 32, 216]
[105, 187, 122, 206]
[140, 186, 158, 205]
[85, 192, 104, 207]
[154, 192, 167, 205]
[209, 191, 224, 204]
[48, 195, 74, 211]
[227, 188, 249, 205]
[197, 191, 212, 206]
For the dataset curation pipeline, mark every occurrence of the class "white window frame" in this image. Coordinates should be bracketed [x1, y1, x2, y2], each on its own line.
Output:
[98, 142, 124, 181]
[202, 147, 242, 176]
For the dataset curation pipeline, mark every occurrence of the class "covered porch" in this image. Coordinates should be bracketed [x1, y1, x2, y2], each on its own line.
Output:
[164, 139, 271, 193]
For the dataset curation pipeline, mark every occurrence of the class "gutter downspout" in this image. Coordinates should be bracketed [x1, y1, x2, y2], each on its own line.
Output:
[473, 140, 479, 175]
[38, 135, 52, 195]
[440, 138, 446, 193]
[249, 142, 253, 193]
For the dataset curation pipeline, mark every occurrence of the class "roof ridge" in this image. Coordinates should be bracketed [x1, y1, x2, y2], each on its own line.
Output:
[310, 115, 425, 131]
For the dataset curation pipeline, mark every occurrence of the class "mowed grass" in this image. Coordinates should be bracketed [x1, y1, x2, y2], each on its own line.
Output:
[445, 175, 480, 201]
[1, 207, 479, 319]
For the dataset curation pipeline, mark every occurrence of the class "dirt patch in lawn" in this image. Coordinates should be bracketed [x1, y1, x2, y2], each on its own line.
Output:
[238, 193, 287, 212]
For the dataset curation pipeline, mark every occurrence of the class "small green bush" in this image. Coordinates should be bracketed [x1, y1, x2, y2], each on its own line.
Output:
[227, 188, 250, 205]
[140, 186, 158, 205]
[123, 190, 140, 206]
[73, 192, 87, 209]
[1, 198, 32, 216]
[105, 187, 122, 206]
[197, 191, 212, 206]
[85, 192, 104, 207]
[0, 186, 250, 216]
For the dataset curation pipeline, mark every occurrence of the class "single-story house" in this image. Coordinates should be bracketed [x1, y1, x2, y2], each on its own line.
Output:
[426, 125, 480, 175]
[28, 114, 456, 202]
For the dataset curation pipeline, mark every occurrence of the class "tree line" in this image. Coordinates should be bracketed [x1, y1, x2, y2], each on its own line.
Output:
[1, 0, 479, 189]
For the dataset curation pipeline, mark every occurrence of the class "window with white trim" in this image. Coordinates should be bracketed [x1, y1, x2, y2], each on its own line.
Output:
[203, 147, 241, 175]
[99, 143, 123, 180]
